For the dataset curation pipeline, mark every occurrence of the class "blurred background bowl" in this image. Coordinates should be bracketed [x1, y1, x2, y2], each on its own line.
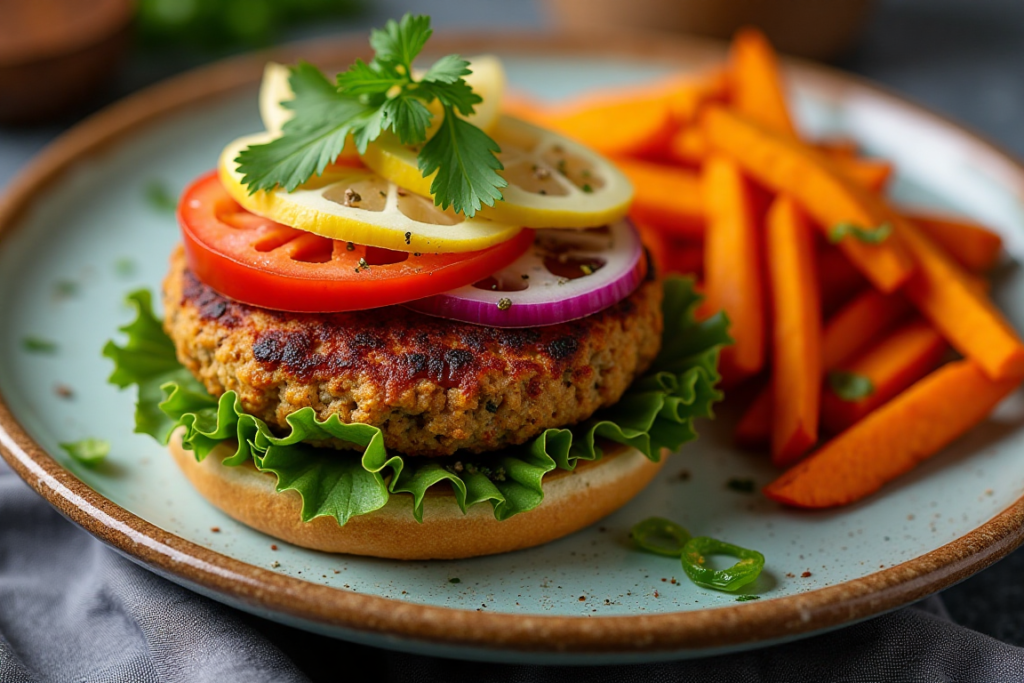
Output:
[546, 0, 875, 60]
[0, 0, 133, 124]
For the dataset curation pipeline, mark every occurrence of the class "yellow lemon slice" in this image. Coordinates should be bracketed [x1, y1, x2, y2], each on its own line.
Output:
[219, 133, 523, 253]
[360, 115, 634, 228]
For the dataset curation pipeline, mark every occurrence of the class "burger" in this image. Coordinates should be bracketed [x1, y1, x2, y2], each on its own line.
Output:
[104, 16, 727, 560]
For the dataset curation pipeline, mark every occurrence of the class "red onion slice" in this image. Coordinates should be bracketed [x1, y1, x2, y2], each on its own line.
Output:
[404, 218, 647, 328]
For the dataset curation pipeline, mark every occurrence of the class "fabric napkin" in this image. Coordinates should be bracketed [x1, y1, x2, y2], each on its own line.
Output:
[3, 459, 1024, 683]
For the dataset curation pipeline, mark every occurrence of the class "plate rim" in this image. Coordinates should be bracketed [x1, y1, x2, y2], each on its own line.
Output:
[2, 29, 1024, 657]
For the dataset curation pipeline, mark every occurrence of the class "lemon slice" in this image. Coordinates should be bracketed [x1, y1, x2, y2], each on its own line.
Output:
[360, 115, 634, 228]
[258, 62, 293, 136]
[219, 133, 523, 253]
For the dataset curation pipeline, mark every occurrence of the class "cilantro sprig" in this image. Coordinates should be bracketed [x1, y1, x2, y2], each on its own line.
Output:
[235, 14, 506, 217]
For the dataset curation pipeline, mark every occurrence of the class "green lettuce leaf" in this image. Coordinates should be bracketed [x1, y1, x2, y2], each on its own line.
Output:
[104, 278, 729, 525]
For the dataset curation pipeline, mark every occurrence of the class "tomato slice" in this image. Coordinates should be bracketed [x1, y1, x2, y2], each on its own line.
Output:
[178, 172, 534, 312]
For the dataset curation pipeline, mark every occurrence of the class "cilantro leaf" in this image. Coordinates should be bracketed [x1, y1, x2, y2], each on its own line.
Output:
[422, 54, 471, 84]
[829, 222, 893, 244]
[60, 438, 110, 467]
[419, 107, 506, 217]
[235, 62, 371, 193]
[369, 13, 431, 70]
[828, 370, 876, 401]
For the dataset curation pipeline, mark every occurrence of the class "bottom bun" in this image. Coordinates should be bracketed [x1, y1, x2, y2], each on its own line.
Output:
[169, 429, 666, 560]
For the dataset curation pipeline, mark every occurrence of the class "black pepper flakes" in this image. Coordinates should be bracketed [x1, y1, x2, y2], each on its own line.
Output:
[404, 231, 412, 245]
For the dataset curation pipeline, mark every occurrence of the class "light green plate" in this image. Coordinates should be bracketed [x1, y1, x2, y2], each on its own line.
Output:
[1, 35, 1023, 664]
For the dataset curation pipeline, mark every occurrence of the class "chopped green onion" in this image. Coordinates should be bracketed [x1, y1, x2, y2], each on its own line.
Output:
[630, 517, 692, 557]
[681, 536, 765, 592]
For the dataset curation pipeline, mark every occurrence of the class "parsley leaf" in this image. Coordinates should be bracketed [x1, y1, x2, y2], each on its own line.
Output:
[422, 54, 471, 84]
[829, 222, 893, 244]
[60, 438, 110, 467]
[828, 370, 876, 401]
[381, 96, 433, 145]
[237, 14, 505, 217]
[335, 58, 404, 97]
[235, 62, 372, 193]
[419, 107, 507, 216]
[369, 14, 432, 70]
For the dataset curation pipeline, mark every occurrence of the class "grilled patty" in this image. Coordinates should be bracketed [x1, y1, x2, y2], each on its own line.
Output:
[163, 246, 663, 457]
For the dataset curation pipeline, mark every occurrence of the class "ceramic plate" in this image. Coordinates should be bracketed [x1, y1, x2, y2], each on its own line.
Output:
[2, 33, 1024, 665]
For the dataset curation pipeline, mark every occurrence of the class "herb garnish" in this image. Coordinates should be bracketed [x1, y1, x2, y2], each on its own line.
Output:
[235, 13, 506, 217]
[828, 370, 875, 401]
[22, 336, 58, 354]
[144, 181, 177, 213]
[829, 222, 893, 245]
[60, 438, 110, 466]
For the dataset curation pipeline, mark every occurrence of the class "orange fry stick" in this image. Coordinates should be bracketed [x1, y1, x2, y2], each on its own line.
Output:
[525, 92, 676, 158]
[617, 158, 704, 240]
[730, 27, 797, 137]
[634, 219, 703, 277]
[818, 247, 868, 313]
[833, 158, 893, 194]
[666, 69, 731, 125]
[701, 107, 915, 293]
[736, 388, 773, 449]
[906, 212, 1003, 272]
[735, 289, 911, 447]
[764, 360, 1022, 508]
[666, 127, 709, 166]
[821, 320, 947, 434]
[701, 155, 766, 384]
[767, 197, 822, 464]
[900, 220, 1024, 380]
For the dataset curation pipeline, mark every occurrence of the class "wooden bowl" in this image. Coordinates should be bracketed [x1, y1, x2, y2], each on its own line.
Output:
[545, 0, 875, 61]
[0, 0, 133, 124]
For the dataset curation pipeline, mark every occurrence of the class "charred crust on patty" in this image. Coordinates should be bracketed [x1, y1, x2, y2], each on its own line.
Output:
[164, 246, 663, 457]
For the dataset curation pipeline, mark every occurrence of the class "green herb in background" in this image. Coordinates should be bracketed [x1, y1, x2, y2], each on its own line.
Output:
[144, 181, 177, 213]
[54, 280, 79, 298]
[829, 222, 893, 245]
[726, 478, 756, 494]
[22, 337, 58, 354]
[136, 0, 362, 50]
[115, 258, 137, 278]
[236, 14, 507, 217]
[735, 595, 760, 602]
[60, 438, 111, 467]
[828, 370, 876, 401]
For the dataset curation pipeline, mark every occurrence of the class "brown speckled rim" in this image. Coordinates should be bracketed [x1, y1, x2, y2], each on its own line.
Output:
[2, 30, 1024, 658]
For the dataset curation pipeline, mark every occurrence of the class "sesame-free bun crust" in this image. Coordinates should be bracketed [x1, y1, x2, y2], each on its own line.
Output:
[169, 429, 666, 560]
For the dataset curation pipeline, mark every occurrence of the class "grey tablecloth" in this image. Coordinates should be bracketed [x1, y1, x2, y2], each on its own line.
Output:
[4, 0, 1024, 680]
